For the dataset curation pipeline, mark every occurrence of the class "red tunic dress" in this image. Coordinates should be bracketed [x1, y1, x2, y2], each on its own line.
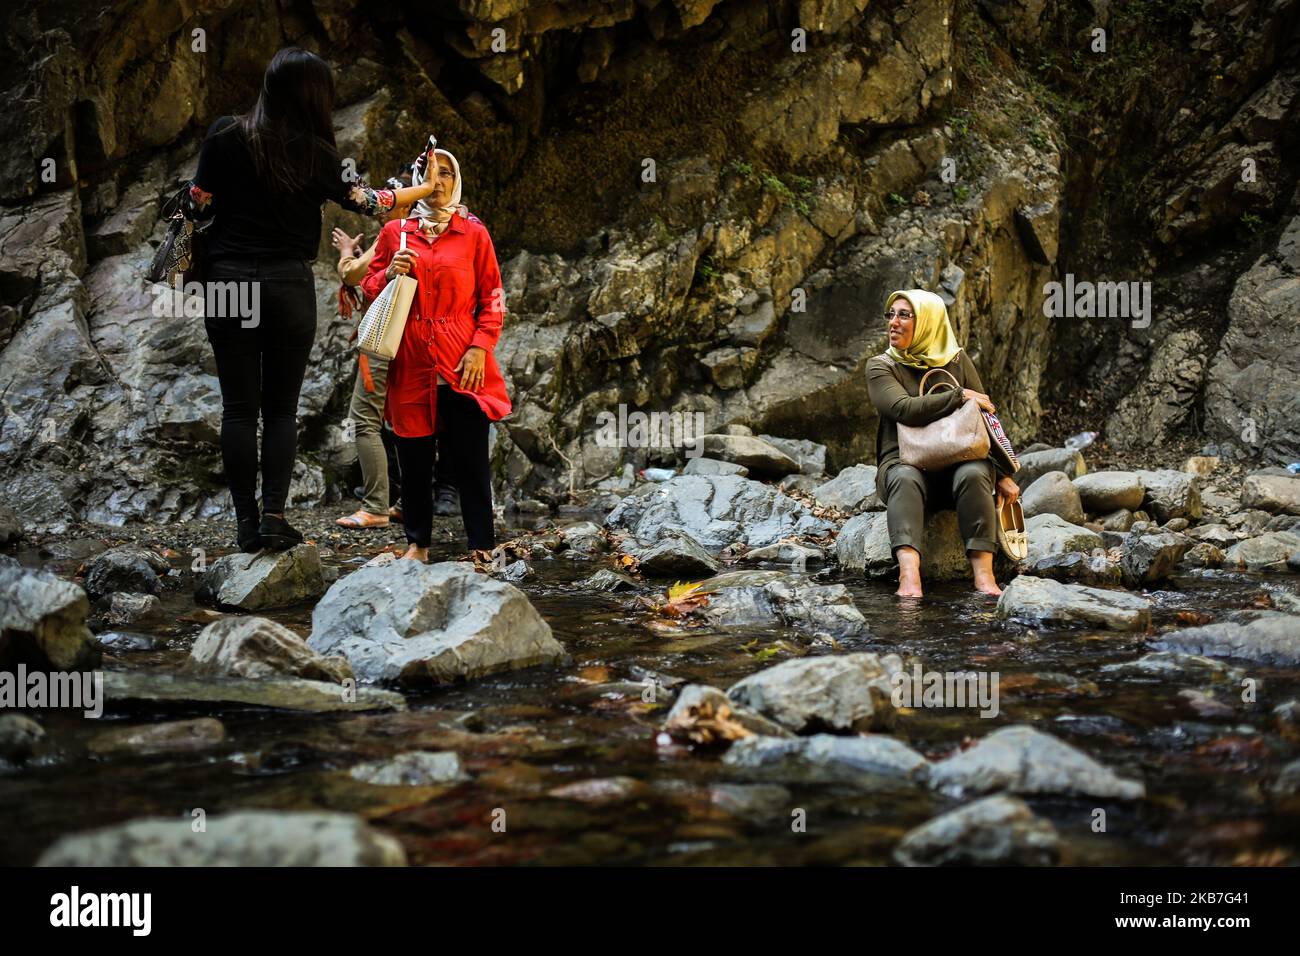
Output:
[360, 213, 512, 437]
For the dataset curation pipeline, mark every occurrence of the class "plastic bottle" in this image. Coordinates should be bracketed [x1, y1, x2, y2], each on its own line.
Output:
[641, 468, 676, 482]
[1064, 431, 1097, 451]
[1287, 463, 1300, 475]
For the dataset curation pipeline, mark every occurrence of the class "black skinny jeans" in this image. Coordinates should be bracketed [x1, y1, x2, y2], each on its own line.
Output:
[396, 385, 495, 550]
[203, 257, 316, 524]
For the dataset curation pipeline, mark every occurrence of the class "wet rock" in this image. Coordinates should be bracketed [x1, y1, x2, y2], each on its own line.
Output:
[348, 751, 469, 786]
[722, 733, 928, 787]
[1133, 469, 1203, 523]
[0, 713, 44, 761]
[1101, 651, 1245, 683]
[102, 670, 405, 713]
[578, 569, 640, 592]
[1224, 530, 1300, 571]
[1241, 472, 1300, 515]
[996, 575, 1152, 632]
[105, 592, 162, 626]
[629, 531, 720, 577]
[663, 684, 794, 739]
[1178, 688, 1237, 718]
[559, 520, 606, 555]
[1184, 542, 1226, 568]
[97, 631, 167, 651]
[726, 652, 905, 733]
[757, 435, 826, 477]
[812, 464, 882, 512]
[37, 811, 407, 866]
[1021, 471, 1085, 524]
[1120, 532, 1191, 586]
[196, 544, 325, 611]
[188, 616, 352, 684]
[87, 717, 225, 757]
[698, 434, 800, 478]
[697, 569, 867, 637]
[1151, 614, 1300, 665]
[549, 776, 649, 805]
[741, 541, 825, 564]
[1014, 447, 1087, 489]
[894, 794, 1061, 867]
[1024, 551, 1120, 587]
[683, 457, 748, 477]
[0, 560, 99, 670]
[308, 560, 565, 685]
[84, 546, 167, 601]
[928, 725, 1145, 799]
[606, 474, 832, 550]
[1024, 513, 1104, 564]
[1073, 471, 1145, 513]
[836, 510, 971, 580]
[707, 783, 792, 823]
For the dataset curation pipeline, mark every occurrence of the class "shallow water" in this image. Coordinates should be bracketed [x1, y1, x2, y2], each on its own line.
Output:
[4, 515, 1300, 866]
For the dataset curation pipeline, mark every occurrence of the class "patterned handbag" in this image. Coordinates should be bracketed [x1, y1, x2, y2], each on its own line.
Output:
[356, 223, 417, 360]
[147, 184, 210, 286]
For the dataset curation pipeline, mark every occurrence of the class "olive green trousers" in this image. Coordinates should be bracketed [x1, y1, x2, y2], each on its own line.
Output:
[882, 460, 998, 557]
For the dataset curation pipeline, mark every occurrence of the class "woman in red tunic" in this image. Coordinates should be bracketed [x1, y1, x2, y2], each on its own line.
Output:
[361, 141, 511, 560]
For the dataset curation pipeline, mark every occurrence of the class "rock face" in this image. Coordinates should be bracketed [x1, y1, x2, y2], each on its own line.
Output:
[36, 811, 407, 866]
[722, 733, 929, 787]
[188, 616, 352, 684]
[1152, 615, 1300, 666]
[894, 794, 1061, 867]
[1073, 472, 1145, 514]
[996, 575, 1152, 632]
[1240, 473, 1300, 515]
[196, 545, 326, 611]
[606, 474, 832, 550]
[1021, 471, 1085, 524]
[0, 560, 100, 670]
[726, 653, 906, 733]
[308, 560, 566, 685]
[928, 725, 1145, 799]
[835, 510, 971, 580]
[697, 569, 868, 637]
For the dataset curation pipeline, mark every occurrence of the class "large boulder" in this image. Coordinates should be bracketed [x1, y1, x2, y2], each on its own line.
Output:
[188, 616, 352, 684]
[698, 434, 800, 478]
[726, 652, 906, 733]
[835, 510, 971, 580]
[928, 725, 1145, 799]
[893, 794, 1061, 866]
[37, 811, 407, 866]
[605, 474, 832, 550]
[1014, 447, 1087, 489]
[1240, 472, 1300, 515]
[196, 545, 326, 611]
[628, 531, 720, 577]
[83, 546, 168, 600]
[1133, 469, 1203, 523]
[812, 464, 882, 512]
[1021, 471, 1085, 524]
[308, 560, 566, 685]
[695, 569, 868, 638]
[996, 575, 1153, 631]
[1151, 614, 1300, 666]
[1024, 513, 1104, 564]
[1072, 471, 1145, 513]
[0, 559, 99, 670]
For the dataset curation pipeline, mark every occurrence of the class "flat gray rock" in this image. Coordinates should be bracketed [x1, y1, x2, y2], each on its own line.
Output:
[698, 433, 800, 478]
[812, 464, 882, 512]
[102, 669, 405, 713]
[1073, 471, 1145, 513]
[188, 615, 352, 683]
[697, 569, 868, 637]
[1151, 614, 1300, 665]
[683, 457, 748, 477]
[1241, 472, 1300, 515]
[996, 575, 1152, 631]
[894, 794, 1060, 866]
[348, 751, 470, 786]
[1224, 530, 1300, 571]
[196, 544, 325, 611]
[723, 733, 929, 788]
[726, 652, 905, 733]
[1024, 513, 1104, 565]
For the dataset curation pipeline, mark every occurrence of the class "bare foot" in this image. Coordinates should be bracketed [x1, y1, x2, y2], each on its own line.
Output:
[400, 544, 428, 562]
[895, 545, 923, 598]
[895, 581, 924, 598]
[968, 550, 1001, 596]
[974, 577, 1002, 597]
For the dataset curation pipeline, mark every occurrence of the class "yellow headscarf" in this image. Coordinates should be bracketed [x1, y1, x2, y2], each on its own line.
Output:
[884, 289, 962, 369]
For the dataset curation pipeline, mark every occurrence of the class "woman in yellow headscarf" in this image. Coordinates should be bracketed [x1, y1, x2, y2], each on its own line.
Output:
[866, 289, 1019, 598]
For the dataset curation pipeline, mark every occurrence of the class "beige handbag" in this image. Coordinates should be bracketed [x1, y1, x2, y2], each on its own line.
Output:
[896, 366, 991, 470]
[357, 224, 417, 360]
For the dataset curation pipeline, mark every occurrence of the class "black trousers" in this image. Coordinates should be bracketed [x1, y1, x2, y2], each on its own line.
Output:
[395, 385, 494, 550]
[203, 257, 316, 523]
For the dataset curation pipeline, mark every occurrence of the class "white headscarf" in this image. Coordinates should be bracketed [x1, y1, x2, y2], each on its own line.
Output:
[412, 144, 467, 235]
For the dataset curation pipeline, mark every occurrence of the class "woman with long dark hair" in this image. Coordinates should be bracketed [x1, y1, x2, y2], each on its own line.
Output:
[183, 47, 437, 552]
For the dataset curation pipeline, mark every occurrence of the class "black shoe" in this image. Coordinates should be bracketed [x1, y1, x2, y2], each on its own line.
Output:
[236, 518, 263, 553]
[434, 484, 460, 516]
[259, 513, 304, 551]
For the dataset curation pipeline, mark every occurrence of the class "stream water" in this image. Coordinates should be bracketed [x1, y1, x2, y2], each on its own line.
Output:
[4, 512, 1300, 866]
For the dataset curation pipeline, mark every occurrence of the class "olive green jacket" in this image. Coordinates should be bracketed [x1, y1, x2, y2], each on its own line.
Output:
[866, 350, 1006, 500]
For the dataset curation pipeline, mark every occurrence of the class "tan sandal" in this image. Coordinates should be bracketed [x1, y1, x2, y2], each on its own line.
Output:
[336, 510, 390, 529]
[995, 494, 1028, 561]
